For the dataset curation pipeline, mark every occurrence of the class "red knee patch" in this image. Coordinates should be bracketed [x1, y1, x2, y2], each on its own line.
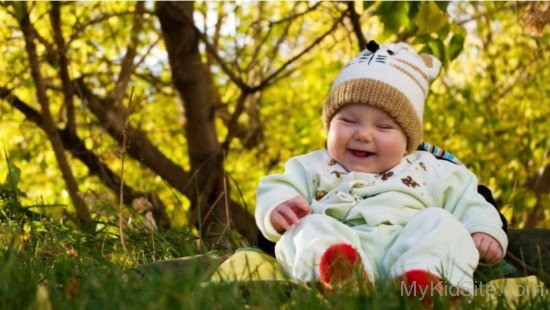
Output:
[319, 243, 362, 286]
[402, 269, 440, 287]
[400, 269, 442, 307]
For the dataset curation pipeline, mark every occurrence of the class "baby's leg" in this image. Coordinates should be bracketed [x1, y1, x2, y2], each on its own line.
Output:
[275, 214, 375, 284]
[384, 207, 479, 293]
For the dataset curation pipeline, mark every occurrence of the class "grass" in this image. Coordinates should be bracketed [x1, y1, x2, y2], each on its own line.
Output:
[0, 160, 548, 309]
[0, 218, 548, 309]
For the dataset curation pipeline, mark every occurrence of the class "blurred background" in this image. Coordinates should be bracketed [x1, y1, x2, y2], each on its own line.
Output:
[0, 1, 548, 246]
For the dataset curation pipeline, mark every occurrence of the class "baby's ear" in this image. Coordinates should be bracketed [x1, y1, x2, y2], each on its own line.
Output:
[420, 54, 442, 80]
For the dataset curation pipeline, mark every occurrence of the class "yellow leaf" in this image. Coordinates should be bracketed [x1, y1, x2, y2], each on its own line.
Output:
[209, 249, 287, 282]
[12, 234, 28, 252]
[416, 2, 448, 35]
[30, 284, 52, 310]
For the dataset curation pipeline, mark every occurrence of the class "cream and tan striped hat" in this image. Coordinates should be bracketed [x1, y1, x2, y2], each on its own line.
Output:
[323, 41, 441, 153]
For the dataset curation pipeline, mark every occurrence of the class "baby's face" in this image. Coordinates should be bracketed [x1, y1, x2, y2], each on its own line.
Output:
[327, 104, 407, 174]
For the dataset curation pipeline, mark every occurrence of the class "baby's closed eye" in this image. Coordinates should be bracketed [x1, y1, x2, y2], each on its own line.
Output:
[342, 118, 356, 124]
[376, 121, 398, 130]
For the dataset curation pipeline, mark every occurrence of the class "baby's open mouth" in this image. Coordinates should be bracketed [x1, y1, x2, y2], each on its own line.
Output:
[350, 150, 375, 157]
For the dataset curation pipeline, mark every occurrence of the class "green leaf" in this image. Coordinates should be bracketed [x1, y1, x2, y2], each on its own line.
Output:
[12, 2, 26, 22]
[29, 220, 47, 233]
[438, 22, 451, 39]
[5, 162, 21, 188]
[428, 38, 446, 67]
[412, 34, 433, 44]
[362, 1, 376, 11]
[407, 1, 421, 21]
[419, 44, 432, 55]
[416, 1, 448, 35]
[405, 2, 421, 32]
[448, 34, 465, 60]
[374, 2, 410, 34]
[435, 1, 450, 12]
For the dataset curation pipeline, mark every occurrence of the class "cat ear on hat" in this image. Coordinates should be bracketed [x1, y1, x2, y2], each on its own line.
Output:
[388, 42, 442, 80]
[420, 54, 442, 79]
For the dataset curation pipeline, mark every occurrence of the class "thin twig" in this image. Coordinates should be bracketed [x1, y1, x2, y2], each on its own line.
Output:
[250, 12, 345, 92]
[216, 150, 231, 248]
[457, 2, 527, 26]
[119, 86, 135, 251]
[505, 249, 550, 287]
[112, 2, 145, 103]
[200, 191, 225, 230]
[261, 1, 322, 26]
[222, 93, 248, 151]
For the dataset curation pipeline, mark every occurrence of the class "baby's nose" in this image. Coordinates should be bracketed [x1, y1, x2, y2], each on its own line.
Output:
[355, 127, 373, 142]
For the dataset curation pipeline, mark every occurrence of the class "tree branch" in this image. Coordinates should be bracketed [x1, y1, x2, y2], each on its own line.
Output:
[457, 2, 528, 26]
[196, 23, 250, 91]
[73, 78, 194, 199]
[243, 4, 273, 73]
[222, 93, 248, 152]
[50, 2, 76, 135]
[0, 87, 171, 230]
[111, 1, 146, 103]
[262, 10, 292, 72]
[346, 1, 367, 51]
[250, 11, 345, 92]
[68, 10, 134, 45]
[261, 1, 322, 26]
[17, 2, 91, 224]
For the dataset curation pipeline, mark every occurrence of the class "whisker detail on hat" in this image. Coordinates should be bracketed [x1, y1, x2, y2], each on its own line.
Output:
[394, 58, 430, 83]
[367, 52, 376, 65]
[390, 64, 428, 96]
[375, 55, 388, 64]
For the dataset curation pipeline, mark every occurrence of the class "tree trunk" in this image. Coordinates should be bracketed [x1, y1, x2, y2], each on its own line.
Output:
[156, 1, 256, 246]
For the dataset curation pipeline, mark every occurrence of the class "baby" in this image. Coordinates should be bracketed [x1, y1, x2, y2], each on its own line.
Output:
[255, 41, 507, 296]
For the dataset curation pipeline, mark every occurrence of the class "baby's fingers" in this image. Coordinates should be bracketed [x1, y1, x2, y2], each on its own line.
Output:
[278, 206, 301, 225]
[483, 242, 502, 263]
[288, 196, 312, 217]
[474, 234, 502, 264]
[271, 211, 291, 233]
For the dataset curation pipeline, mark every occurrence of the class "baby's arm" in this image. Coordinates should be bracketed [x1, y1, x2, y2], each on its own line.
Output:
[270, 196, 312, 233]
[256, 154, 317, 242]
[471, 232, 503, 264]
[434, 159, 508, 264]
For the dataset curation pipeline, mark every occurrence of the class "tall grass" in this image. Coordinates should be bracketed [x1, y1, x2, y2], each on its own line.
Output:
[0, 159, 548, 309]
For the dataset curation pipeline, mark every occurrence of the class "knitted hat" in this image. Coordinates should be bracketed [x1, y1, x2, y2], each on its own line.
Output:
[323, 41, 441, 153]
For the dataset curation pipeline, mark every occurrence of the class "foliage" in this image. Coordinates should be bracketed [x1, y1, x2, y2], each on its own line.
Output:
[0, 0, 548, 250]
[425, 2, 550, 228]
[0, 151, 26, 217]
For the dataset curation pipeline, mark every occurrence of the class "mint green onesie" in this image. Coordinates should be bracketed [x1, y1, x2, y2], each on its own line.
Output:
[255, 150, 508, 292]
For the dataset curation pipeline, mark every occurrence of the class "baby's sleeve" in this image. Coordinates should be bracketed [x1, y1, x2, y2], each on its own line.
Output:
[255, 155, 315, 242]
[436, 162, 508, 262]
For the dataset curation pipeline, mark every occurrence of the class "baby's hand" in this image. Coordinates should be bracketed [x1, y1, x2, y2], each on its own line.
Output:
[270, 196, 312, 233]
[472, 232, 503, 264]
